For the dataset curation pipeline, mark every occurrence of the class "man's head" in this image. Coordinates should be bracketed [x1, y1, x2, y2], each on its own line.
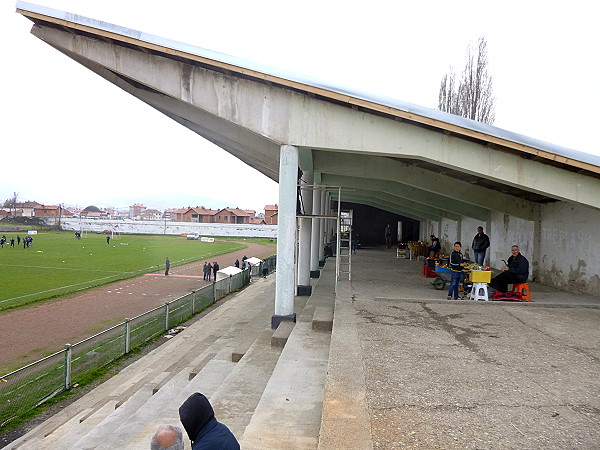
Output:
[453, 241, 462, 251]
[430, 235, 435, 239]
[511, 245, 520, 257]
[150, 425, 184, 450]
[477, 226, 483, 234]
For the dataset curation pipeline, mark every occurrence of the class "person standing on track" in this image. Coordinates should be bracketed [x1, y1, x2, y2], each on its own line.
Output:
[165, 257, 171, 276]
[212, 261, 219, 280]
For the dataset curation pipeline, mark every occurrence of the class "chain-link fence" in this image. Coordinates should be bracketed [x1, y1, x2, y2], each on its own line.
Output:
[0, 261, 272, 428]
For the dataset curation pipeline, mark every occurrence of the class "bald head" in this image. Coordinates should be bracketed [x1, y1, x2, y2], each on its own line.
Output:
[151, 425, 184, 450]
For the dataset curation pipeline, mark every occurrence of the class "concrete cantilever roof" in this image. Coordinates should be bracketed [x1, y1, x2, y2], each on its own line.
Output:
[16, 1, 600, 175]
[16, 1, 600, 217]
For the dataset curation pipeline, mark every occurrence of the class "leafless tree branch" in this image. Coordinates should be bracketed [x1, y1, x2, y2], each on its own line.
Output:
[438, 37, 495, 125]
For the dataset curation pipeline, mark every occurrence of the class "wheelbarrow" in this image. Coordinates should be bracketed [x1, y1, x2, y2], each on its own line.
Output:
[431, 266, 452, 290]
[431, 266, 472, 294]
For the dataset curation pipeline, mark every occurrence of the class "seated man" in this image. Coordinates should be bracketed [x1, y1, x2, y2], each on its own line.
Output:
[179, 392, 240, 450]
[428, 235, 441, 257]
[490, 245, 529, 293]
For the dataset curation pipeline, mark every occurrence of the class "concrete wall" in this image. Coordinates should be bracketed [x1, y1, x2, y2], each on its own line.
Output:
[439, 218, 459, 254]
[46, 218, 277, 238]
[488, 212, 534, 278]
[537, 202, 600, 294]
[459, 217, 484, 262]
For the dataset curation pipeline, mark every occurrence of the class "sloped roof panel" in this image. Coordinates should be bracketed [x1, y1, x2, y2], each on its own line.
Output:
[16, 1, 600, 169]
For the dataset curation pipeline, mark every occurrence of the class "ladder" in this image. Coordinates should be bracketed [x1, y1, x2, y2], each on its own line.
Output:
[336, 209, 353, 282]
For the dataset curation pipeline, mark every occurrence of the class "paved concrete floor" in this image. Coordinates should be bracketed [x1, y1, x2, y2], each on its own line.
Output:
[347, 247, 600, 449]
[6, 246, 599, 449]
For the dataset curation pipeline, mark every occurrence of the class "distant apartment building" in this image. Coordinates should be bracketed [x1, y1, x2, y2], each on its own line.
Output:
[163, 209, 177, 220]
[129, 203, 146, 219]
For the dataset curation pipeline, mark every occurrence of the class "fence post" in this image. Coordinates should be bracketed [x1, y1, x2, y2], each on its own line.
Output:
[125, 319, 131, 354]
[165, 302, 170, 331]
[64, 344, 72, 391]
[229, 275, 232, 294]
[212, 280, 216, 303]
[191, 290, 196, 315]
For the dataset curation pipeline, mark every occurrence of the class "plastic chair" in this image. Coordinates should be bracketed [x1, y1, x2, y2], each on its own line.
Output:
[469, 282, 489, 301]
[511, 283, 531, 302]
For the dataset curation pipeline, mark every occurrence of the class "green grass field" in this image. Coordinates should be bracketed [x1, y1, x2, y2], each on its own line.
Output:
[0, 231, 251, 312]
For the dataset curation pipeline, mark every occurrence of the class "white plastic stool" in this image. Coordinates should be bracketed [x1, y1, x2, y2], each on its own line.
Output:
[470, 282, 489, 301]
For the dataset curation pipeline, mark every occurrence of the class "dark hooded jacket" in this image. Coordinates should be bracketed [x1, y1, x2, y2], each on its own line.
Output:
[179, 392, 240, 450]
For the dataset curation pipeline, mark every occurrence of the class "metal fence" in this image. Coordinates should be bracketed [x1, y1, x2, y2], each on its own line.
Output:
[0, 258, 275, 428]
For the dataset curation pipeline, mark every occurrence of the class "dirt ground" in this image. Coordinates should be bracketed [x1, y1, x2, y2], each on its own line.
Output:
[0, 242, 274, 373]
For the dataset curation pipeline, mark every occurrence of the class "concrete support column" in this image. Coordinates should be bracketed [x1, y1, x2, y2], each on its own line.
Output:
[318, 188, 326, 267]
[297, 171, 313, 295]
[310, 183, 322, 277]
[273, 145, 298, 328]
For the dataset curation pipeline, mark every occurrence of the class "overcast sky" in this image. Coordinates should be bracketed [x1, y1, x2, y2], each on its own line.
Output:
[2, 0, 599, 212]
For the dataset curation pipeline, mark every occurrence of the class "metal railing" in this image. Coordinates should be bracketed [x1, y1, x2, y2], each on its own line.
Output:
[0, 255, 276, 428]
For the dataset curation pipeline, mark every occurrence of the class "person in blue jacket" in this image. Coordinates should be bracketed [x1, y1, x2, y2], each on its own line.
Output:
[447, 241, 467, 300]
[179, 392, 239, 450]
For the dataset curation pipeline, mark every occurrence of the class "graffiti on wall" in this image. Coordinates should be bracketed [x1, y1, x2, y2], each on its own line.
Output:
[542, 227, 592, 253]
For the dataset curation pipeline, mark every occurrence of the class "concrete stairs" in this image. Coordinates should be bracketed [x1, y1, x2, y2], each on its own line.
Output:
[240, 265, 336, 449]
[7, 261, 338, 450]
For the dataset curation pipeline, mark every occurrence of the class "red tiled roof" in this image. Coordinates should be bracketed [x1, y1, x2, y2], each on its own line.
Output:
[216, 208, 251, 216]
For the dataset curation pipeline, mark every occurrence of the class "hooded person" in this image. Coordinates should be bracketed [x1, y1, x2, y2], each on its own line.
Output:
[178, 392, 240, 450]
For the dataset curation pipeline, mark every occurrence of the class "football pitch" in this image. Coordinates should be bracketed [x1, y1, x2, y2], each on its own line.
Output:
[0, 231, 248, 312]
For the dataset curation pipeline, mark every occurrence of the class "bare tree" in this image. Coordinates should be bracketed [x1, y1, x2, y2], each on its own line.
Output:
[438, 37, 495, 124]
[2, 192, 19, 215]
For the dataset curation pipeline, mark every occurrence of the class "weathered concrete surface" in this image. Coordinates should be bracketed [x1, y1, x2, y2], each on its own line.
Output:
[318, 279, 373, 449]
[349, 247, 600, 449]
[5, 246, 600, 449]
[537, 201, 600, 295]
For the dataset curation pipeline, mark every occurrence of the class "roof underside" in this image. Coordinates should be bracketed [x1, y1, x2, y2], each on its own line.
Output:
[15, 2, 600, 216]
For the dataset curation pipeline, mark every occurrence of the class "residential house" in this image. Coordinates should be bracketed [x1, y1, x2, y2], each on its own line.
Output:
[264, 204, 278, 225]
[0, 209, 22, 217]
[82, 211, 108, 219]
[140, 209, 162, 220]
[15, 201, 41, 217]
[249, 217, 266, 225]
[34, 204, 62, 217]
[177, 206, 218, 223]
[214, 208, 251, 224]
